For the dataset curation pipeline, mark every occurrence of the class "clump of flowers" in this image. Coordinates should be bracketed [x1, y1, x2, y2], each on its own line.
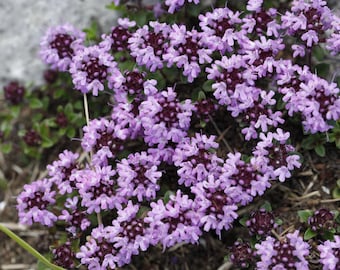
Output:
[40, 24, 85, 71]
[255, 230, 310, 269]
[11, 0, 340, 269]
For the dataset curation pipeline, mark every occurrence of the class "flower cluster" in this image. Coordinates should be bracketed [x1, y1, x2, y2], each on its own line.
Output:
[16, 0, 340, 269]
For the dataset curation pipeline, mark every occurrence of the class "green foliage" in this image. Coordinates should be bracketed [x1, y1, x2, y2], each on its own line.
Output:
[303, 227, 317, 240]
[332, 179, 340, 199]
[297, 210, 313, 223]
[328, 120, 340, 148]
[83, 20, 100, 43]
[0, 71, 104, 166]
[301, 133, 326, 157]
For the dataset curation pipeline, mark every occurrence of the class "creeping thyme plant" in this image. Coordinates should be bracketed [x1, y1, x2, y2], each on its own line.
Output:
[1, 0, 340, 269]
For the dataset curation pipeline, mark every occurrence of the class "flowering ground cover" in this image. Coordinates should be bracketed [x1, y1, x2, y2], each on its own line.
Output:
[0, 0, 340, 269]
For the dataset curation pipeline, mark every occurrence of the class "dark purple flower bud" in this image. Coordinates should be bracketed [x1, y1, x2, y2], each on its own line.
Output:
[23, 129, 41, 147]
[55, 112, 68, 128]
[308, 208, 335, 232]
[230, 241, 254, 268]
[194, 99, 217, 122]
[4, 81, 25, 105]
[246, 208, 276, 236]
[52, 241, 76, 269]
[123, 70, 146, 95]
[43, 69, 59, 84]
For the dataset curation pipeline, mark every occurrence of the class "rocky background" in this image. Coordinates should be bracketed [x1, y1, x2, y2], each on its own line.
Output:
[0, 0, 116, 90]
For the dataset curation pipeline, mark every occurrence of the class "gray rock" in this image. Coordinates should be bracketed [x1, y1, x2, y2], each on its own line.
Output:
[0, 0, 116, 90]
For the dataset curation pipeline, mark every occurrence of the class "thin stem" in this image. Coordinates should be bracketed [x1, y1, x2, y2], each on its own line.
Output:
[83, 94, 102, 225]
[0, 223, 65, 270]
[83, 93, 90, 127]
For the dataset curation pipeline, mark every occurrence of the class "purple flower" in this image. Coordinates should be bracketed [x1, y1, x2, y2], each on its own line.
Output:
[139, 87, 194, 148]
[77, 225, 118, 270]
[251, 129, 301, 182]
[318, 236, 340, 270]
[163, 24, 212, 82]
[246, 0, 263, 12]
[222, 152, 271, 204]
[75, 166, 126, 214]
[255, 230, 310, 270]
[100, 18, 136, 53]
[165, 0, 200, 14]
[282, 0, 333, 47]
[199, 7, 242, 53]
[326, 31, 340, 55]
[69, 45, 119, 96]
[278, 68, 340, 133]
[147, 146, 176, 164]
[110, 201, 152, 266]
[109, 69, 158, 101]
[242, 8, 280, 37]
[129, 21, 171, 72]
[116, 151, 162, 202]
[173, 133, 223, 187]
[47, 150, 79, 194]
[81, 118, 129, 165]
[206, 54, 250, 106]
[191, 175, 240, 236]
[145, 190, 203, 249]
[58, 197, 90, 236]
[40, 24, 85, 71]
[17, 179, 57, 227]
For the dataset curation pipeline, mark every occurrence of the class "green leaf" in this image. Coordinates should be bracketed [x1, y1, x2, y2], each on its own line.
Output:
[163, 190, 175, 204]
[0, 143, 12, 154]
[10, 105, 21, 118]
[298, 210, 313, 223]
[332, 187, 340, 199]
[322, 230, 335, 241]
[29, 98, 43, 109]
[315, 63, 330, 79]
[202, 80, 214, 92]
[105, 3, 125, 11]
[239, 216, 248, 227]
[304, 228, 317, 240]
[66, 128, 76, 139]
[136, 206, 150, 218]
[64, 104, 73, 118]
[197, 91, 206, 101]
[83, 20, 99, 42]
[199, 120, 207, 128]
[0, 178, 8, 190]
[260, 201, 272, 212]
[312, 46, 326, 62]
[44, 118, 57, 128]
[53, 89, 65, 99]
[315, 144, 326, 157]
[58, 128, 67, 136]
[41, 138, 55, 148]
[275, 218, 283, 226]
[187, 4, 201, 17]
